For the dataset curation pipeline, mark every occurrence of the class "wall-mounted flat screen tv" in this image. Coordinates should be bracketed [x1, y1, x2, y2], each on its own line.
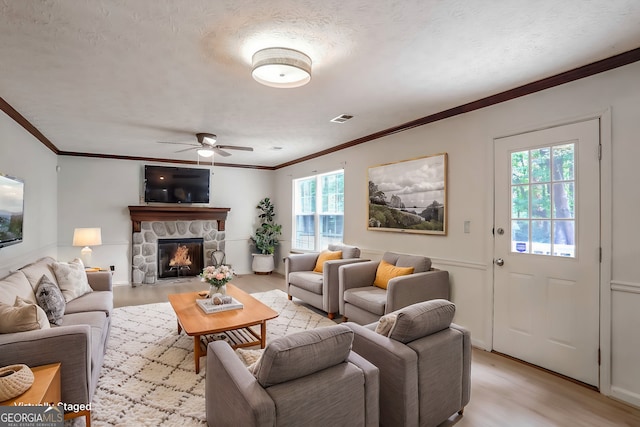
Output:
[0, 173, 25, 248]
[144, 165, 210, 204]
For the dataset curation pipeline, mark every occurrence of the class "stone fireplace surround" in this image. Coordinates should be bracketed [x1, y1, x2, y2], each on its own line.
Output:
[128, 206, 230, 285]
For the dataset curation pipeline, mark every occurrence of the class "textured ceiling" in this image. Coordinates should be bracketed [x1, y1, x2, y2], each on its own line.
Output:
[1, 0, 640, 167]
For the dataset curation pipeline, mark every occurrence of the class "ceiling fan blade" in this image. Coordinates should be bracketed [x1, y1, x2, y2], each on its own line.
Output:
[175, 146, 198, 153]
[158, 141, 199, 146]
[216, 145, 254, 152]
[213, 147, 232, 157]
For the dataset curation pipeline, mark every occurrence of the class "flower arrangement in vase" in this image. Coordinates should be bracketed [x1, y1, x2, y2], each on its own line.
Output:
[200, 264, 234, 296]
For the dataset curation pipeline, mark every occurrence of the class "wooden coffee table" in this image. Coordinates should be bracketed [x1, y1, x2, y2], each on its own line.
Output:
[168, 284, 278, 373]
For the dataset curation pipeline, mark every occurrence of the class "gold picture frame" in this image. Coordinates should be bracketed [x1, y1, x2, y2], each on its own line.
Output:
[368, 153, 447, 235]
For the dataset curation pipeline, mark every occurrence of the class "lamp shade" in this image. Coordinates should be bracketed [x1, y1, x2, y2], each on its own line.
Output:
[252, 47, 312, 88]
[72, 228, 102, 247]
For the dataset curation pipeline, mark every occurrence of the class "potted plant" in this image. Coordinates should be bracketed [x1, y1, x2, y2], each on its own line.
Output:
[250, 197, 282, 274]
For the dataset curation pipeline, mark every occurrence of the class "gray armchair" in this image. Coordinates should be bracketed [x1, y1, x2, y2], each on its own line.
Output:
[206, 324, 379, 427]
[346, 299, 471, 427]
[286, 244, 366, 319]
[339, 251, 450, 325]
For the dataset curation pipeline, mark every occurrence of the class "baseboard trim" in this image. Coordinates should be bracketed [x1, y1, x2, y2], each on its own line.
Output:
[611, 386, 640, 409]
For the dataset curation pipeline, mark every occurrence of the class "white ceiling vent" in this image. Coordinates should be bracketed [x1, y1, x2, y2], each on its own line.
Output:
[330, 114, 354, 123]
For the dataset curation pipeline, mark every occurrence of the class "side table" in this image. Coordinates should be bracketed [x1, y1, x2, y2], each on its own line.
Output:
[0, 363, 61, 406]
[0, 363, 91, 427]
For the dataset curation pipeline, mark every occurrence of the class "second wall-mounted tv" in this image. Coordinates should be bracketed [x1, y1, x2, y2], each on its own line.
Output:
[144, 165, 210, 204]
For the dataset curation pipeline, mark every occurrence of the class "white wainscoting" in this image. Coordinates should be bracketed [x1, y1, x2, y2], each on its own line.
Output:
[610, 280, 640, 408]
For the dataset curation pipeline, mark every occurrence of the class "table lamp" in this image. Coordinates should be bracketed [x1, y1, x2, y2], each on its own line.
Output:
[72, 227, 102, 267]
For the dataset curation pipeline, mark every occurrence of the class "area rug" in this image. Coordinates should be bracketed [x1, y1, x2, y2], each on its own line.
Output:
[67, 290, 336, 426]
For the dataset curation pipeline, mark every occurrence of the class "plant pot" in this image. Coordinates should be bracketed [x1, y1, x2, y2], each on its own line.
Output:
[251, 253, 275, 274]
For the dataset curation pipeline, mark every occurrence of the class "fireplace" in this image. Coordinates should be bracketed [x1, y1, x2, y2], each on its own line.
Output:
[128, 206, 230, 286]
[157, 238, 204, 279]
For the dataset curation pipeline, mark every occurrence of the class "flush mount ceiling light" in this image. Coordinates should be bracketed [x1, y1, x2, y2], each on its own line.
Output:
[252, 47, 312, 88]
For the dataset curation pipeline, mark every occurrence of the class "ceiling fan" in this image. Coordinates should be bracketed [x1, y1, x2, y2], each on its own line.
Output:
[158, 133, 253, 157]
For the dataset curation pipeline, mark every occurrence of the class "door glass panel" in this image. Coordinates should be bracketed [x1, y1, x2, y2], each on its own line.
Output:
[532, 220, 551, 255]
[511, 185, 529, 218]
[531, 147, 550, 183]
[511, 220, 529, 253]
[553, 144, 574, 180]
[510, 143, 575, 257]
[552, 183, 575, 219]
[531, 184, 551, 219]
[511, 151, 529, 184]
[553, 220, 575, 257]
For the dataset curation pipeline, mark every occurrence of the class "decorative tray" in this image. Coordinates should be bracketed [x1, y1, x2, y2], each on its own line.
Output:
[196, 297, 244, 314]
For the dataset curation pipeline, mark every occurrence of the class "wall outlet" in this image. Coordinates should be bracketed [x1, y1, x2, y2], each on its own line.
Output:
[464, 221, 471, 234]
[109, 265, 115, 271]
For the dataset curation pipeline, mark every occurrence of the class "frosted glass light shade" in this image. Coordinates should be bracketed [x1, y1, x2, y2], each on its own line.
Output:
[252, 47, 312, 88]
[197, 148, 214, 158]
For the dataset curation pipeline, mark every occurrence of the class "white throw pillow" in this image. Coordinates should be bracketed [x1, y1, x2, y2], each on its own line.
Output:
[0, 296, 51, 333]
[52, 258, 93, 302]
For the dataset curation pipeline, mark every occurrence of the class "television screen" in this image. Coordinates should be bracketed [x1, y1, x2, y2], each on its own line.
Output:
[144, 165, 210, 204]
[0, 173, 24, 248]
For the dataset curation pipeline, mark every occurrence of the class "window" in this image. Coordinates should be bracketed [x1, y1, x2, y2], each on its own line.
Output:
[510, 143, 576, 257]
[293, 170, 344, 251]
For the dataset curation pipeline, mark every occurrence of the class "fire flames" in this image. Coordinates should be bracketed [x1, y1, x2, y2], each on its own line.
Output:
[169, 245, 192, 267]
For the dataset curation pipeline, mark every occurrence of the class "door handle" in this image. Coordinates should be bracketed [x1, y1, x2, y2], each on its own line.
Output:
[495, 258, 504, 266]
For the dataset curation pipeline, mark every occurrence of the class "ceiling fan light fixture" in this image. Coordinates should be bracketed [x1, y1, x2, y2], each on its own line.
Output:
[197, 148, 214, 158]
[252, 47, 311, 88]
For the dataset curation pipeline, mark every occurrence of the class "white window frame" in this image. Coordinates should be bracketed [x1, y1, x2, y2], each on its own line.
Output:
[292, 169, 344, 251]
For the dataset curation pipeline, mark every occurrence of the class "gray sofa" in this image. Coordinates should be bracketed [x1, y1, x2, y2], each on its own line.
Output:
[0, 256, 113, 406]
[286, 244, 366, 319]
[339, 251, 450, 325]
[206, 324, 379, 427]
[346, 300, 471, 427]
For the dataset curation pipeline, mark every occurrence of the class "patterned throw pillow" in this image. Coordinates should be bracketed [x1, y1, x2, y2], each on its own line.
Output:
[35, 275, 66, 326]
[52, 258, 93, 302]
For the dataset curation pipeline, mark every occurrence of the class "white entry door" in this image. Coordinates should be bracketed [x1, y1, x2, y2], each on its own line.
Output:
[493, 119, 600, 387]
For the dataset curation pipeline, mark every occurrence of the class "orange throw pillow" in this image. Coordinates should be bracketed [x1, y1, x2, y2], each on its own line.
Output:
[373, 260, 414, 289]
[313, 250, 343, 273]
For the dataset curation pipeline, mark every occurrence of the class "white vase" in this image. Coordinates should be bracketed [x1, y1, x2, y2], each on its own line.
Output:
[251, 253, 275, 274]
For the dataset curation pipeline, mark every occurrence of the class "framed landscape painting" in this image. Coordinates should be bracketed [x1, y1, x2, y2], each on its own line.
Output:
[368, 153, 447, 235]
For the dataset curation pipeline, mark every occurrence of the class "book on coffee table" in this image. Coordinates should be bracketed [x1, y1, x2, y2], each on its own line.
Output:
[196, 297, 244, 314]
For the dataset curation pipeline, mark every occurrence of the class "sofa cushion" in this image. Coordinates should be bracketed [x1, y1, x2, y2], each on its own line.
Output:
[388, 299, 455, 344]
[19, 257, 58, 292]
[313, 250, 342, 273]
[328, 244, 361, 259]
[288, 271, 323, 295]
[35, 275, 66, 326]
[0, 271, 35, 306]
[253, 325, 354, 387]
[64, 291, 113, 316]
[343, 286, 387, 316]
[52, 259, 93, 302]
[382, 252, 431, 273]
[0, 296, 50, 333]
[373, 260, 414, 289]
[62, 311, 109, 372]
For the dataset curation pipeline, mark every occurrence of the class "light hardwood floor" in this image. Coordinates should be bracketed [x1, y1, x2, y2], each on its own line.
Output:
[114, 274, 640, 426]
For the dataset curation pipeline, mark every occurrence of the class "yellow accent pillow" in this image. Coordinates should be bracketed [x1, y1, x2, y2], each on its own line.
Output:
[313, 250, 343, 273]
[373, 260, 414, 289]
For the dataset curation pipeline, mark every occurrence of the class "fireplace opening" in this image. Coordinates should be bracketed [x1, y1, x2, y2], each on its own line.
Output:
[158, 238, 204, 279]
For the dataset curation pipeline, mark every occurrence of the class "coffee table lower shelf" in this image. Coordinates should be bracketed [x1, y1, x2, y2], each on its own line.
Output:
[200, 327, 262, 352]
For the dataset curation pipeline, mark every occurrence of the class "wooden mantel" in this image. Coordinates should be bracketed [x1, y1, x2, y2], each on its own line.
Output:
[128, 206, 230, 233]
